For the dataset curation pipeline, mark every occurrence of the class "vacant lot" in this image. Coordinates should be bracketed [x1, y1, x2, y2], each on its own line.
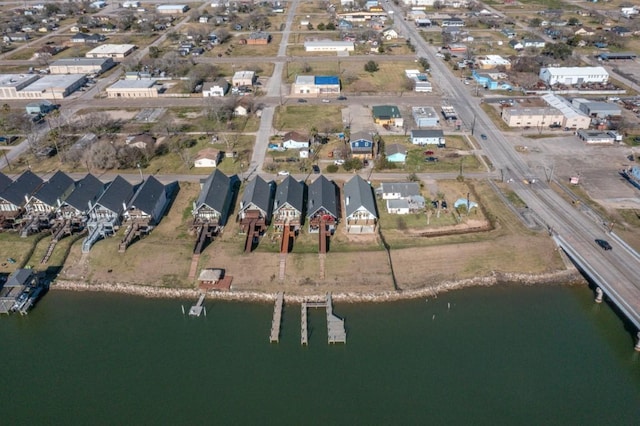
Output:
[274, 105, 344, 132]
[340, 60, 419, 93]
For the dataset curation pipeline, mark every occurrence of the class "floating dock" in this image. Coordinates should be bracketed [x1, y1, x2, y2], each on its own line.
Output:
[270, 292, 284, 343]
[300, 293, 346, 345]
[188, 293, 206, 317]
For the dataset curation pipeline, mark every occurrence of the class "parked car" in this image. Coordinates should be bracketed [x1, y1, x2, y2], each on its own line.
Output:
[441, 200, 448, 209]
[431, 200, 439, 209]
[424, 156, 439, 162]
[334, 159, 345, 166]
[480, 134, 487, 140]
[312, 165, 320, 174]
[424, 150, 434, 155]
[595, 239, 612, 251]
[277, 170, 290, 176]
[549, 123, 562, 129]
[297, 98, 307, 103]
[321, 99, 331, 103]
[337, 95, 347, 101]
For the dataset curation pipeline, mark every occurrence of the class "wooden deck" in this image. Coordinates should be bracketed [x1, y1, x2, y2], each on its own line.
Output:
[188, 293, 206, 317]
[300, 293, 346, 345]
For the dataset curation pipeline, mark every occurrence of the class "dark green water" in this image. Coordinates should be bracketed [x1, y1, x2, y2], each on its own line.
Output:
[1, 284, 639, 425]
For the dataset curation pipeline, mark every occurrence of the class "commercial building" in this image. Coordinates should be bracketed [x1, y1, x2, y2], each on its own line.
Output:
[304, 41, 354, 52]
[0, 74, 40, 99]
[500, 107, 564, 128]
[202, 79, 229, 97]
[291, 75, 340, 96]
[576, 130, 616, 144]
[573, 99, 622, 118]
[85, 44, 136, 59]
[474, 55, 511, 70]
[232, 71, 255, 87]
[541, 94, 591, 129]
[106, 79, 158, 98]
[18, 74, 86, 99]
[372, 105, 403, 127]
[49, 57, 115, 75]
[156, 4, 189, 14]
[539, 66, 609, 86]
[412, 106, 440, 127]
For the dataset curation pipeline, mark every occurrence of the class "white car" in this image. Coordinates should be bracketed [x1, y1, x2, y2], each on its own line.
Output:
[277, 170, 290, 176]
[334, 159, 345, 166]
[321, 99, 331, 103]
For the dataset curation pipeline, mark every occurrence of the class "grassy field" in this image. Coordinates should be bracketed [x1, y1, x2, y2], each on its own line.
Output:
[340, 60, 421, 93]
[274, 105, 344, 132]
[481, 103, 511, 131]
[0, 233, 41, 274]
[284, 61, 341, 82]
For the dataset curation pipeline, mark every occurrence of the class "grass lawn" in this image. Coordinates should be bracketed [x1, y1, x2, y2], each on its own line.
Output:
[284, 61, 341, 83]
[340, 60, 419, 93]
[61, 183, 200, 288]
[481, 103, 511, 131]
[0, 233, 40, 273]
[274, 105, 344, 132]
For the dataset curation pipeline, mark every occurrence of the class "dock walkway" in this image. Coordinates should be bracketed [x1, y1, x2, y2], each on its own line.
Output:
[270, 292, 284, 343]
[188, 293, 206, 317]
[300, 293, 346, 345]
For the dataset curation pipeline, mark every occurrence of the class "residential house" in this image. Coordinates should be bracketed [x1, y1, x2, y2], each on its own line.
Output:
[0, 173, 12, 193]
[123, 176, 175, 226]
[70, 33, 106, 44]
[501, 28, 516, 38]
[0, 171, 43, 227]
[125, 133, 156, 150]
[410, 129, 445, 146]
[272, 176, 305, 231]
[307, 176, 339, 233]
[574, 27, 595, 36]
[282, 131, 310, 149]
[522, 39, 546, 49]
[509, 39, 523, 50]
[441, 17, 465, 27]
[57, 174, 105, 222]
[25, 171, 75, 216]
[194, 148, 221, 168]
[343, 175, 377, 234]
[471, 70, 513, 91]
[379, 182, 424, 215]
[192, 170, 239, 228]
[385, 144, 407, 163]
[202, 79, 229, 97]
[238, 175, 275, 230]
[3, 33, 30, 42]
[349, 132, 375, 160]
[234, 99, 252, 116]
[611, 26, 632, 37]
[372, 105, 403, 127]
[382, 29, 399, 40]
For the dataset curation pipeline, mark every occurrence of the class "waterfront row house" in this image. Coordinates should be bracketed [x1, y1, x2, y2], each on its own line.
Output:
[192, 170, 240, 229]
[58, 174, 106, 224]
[344, 175, 378, 234]
[0, 171, 43, 229]
[123, 176, 176, 226]
[307, 176, 339, 234]
[238, 175, 276, 235]
[273, 176, 305, 232]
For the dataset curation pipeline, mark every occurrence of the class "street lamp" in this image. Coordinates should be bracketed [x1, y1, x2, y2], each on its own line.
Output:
[137, 163, 143, 181]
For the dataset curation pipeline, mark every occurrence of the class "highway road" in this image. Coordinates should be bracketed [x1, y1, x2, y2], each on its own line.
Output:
[387, 2, 640, 333]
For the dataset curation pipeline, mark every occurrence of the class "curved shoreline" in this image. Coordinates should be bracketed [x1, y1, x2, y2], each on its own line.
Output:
[51, 269, 585, 304]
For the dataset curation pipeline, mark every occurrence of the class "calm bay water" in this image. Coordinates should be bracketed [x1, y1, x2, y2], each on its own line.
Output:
[1, 284, 639, 425]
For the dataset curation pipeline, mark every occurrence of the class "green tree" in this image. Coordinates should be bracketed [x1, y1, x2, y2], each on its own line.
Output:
[326, 23, 336, 30]
[364, 60, 379, 73]
[529, 17, 542, 27]
[317, 22, 325, 31]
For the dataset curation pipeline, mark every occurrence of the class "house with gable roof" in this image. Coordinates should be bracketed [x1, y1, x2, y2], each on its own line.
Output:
[349, 131, 375, 160]
[238, 175, 275, 231]
[25, 171, 75, 216]
[273, 175, 305, 231]
[192, 169, 239, 229]
[378, 182, 425, 214]
[0, 171, 43, 228]
[57, 174, 106, 223]
[0, 172, 12, 193]
[124, 176, 175, 226]
[82, 175, 136, 252]
[343, 175, 377, 233]
[307, 175, 339, 233]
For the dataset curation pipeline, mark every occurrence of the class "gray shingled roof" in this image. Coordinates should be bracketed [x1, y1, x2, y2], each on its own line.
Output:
[31, 171, 75, 207]
[380, 182, 420, 198]
[343, 175, 377, 218]
[94, 175, 135, 214]
[411, 129, 444, 138]
[0, 172, 12, 193]
[127, 176, 166, 216]
[241, 175, 274, 216]
[0, 170, 43, 207]
[6, 268, 33, 287]
[274, 176, 304, 214]
[64, 174, 106, 212]
[307, 175, 338, 218]
[196, 169, 231, 213]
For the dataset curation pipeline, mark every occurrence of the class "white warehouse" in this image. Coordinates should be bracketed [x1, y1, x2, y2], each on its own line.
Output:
[539, 66, 609, 86]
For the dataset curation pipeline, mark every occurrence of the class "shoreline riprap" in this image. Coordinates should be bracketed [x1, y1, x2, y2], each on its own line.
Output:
[51, 268, 584, 304]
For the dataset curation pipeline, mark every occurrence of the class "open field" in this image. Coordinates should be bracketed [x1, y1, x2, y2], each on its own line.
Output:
[274, 105, 344, 132]
[229, 34, 282, 57]
[340, 60, 422, 93]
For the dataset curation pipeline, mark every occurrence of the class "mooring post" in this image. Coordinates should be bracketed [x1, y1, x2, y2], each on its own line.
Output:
[635, 332, 640, 352]
[595, 287, 604, 304]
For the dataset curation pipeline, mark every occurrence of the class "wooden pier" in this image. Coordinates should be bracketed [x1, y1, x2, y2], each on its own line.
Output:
[300, 293, 346, 345]
[188, 293, 206, 317]
[270, 292, 284, 343]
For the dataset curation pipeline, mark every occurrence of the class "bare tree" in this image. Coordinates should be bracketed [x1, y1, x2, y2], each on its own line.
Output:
[84, 140, 118, 170]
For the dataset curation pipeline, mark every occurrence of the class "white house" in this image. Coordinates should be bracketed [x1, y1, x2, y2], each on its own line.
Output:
[539, 66, 609, 86]
[410, 129, 445, 146]
[194, 148, 221, 168]
[282, 131, 310, 149]
[382, 29, 399, 40]
[621, 6, 639, 18]
[202, 79, 229, 97]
